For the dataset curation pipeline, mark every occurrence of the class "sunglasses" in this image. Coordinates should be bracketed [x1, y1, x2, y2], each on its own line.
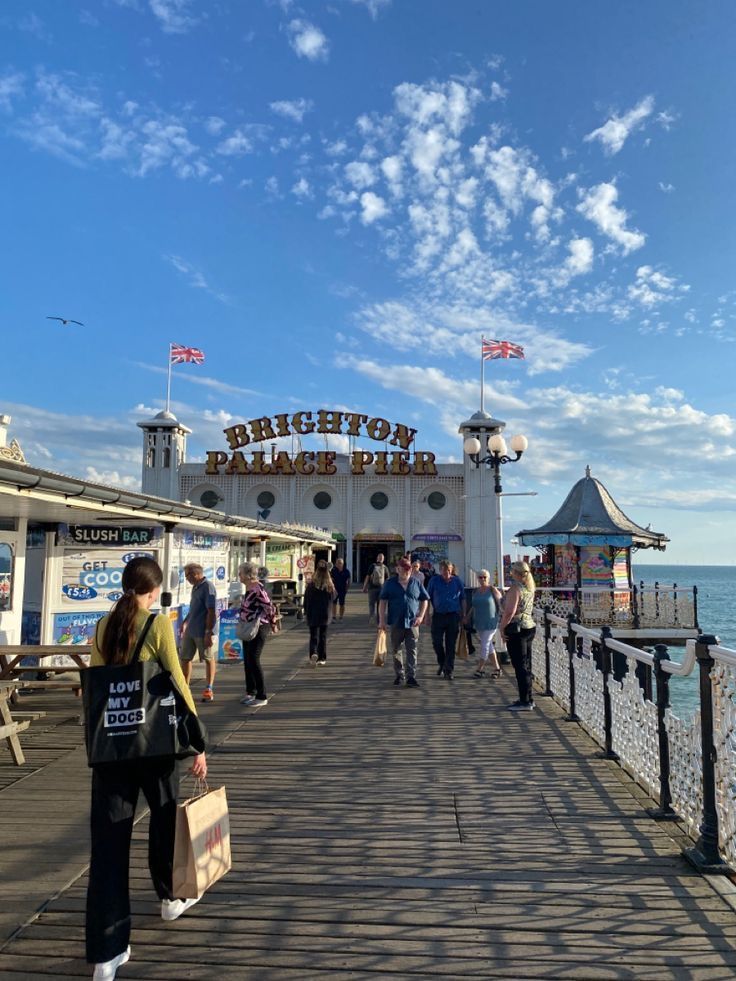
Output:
[478, 575, 488, 580]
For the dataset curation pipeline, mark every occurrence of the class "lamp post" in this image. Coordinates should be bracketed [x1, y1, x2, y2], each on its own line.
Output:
[463, 431, 529, 589]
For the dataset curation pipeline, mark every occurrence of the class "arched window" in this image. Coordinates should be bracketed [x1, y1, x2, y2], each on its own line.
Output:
[162, 447, 171, 468]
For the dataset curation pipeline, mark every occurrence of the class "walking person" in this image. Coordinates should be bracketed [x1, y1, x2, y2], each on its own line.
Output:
[362, 552, 389, 622]
[179, 562, 217, 703]
[238, 561, 279, 707]
[305, 560, 337, 664]
[427, 559, 466, 680]
[330, 557, 351, 621]
[86, 557, 207, 981]
[378, 557, 429, 687]
[467, 570, 502, 678]
[500, 560, 537, 711]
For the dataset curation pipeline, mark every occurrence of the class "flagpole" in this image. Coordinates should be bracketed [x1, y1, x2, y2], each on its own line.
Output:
[480, 335, 485, 413]
[166, 343, 173, 413]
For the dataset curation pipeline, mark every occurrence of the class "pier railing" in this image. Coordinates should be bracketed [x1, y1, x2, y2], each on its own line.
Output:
[533, 606, 736, 872]
[535, 582, 698, 630]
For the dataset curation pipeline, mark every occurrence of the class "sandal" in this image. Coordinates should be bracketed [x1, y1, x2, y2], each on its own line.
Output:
[490, 668, 503, 679]
[473, 670, 485, 679]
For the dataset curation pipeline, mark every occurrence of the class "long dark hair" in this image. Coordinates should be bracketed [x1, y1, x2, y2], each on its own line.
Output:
[99, 557, 163, 665]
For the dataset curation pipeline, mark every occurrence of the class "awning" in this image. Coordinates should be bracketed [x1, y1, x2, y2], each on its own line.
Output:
[354, 532, 404, 542]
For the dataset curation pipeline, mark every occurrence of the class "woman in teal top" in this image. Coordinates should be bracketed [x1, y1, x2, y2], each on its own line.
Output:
[468, 569, 502, 678]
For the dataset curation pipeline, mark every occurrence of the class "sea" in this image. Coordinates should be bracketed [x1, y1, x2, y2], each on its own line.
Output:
[634, 564, 736, 719]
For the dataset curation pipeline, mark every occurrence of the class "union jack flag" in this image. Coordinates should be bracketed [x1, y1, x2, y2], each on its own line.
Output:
[482, 338, 525, 361]
[170, 343, 205, 365]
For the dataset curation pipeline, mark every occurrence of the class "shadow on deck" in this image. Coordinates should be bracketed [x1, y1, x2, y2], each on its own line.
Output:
[1, 596, 736, 979]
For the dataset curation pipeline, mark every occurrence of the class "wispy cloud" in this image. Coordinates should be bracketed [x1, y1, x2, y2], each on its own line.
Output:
[347, 0, 392, 18]
[576, 181, 645, 254]
[286, 19, 329, 61]
[270, 98, 314, 123]
[149, 0, 199, 34]
[162, 254, 229, 304]
[0, 72, 24, 112]
[584, 95, 655, 155]
[134, 363, 261, 398]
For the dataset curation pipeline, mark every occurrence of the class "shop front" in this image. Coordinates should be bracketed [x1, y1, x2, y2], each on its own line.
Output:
[354, 533, 405, 581]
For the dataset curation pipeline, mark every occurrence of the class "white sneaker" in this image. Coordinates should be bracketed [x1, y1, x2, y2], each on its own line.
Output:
[309, 653, 318, 666]
[162, 896, 200, 921]
[251, 697, 268, 707]
[240, 694, 256, 705]
[93, 946, 131, 980]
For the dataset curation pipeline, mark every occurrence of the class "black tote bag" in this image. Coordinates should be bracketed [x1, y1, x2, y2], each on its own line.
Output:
[82, 614, 206, 767]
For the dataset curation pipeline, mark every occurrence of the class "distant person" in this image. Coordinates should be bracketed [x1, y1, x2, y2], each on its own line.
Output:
[86, 557, 206, 981]
[427, 560, 466, 680]
[378, 557, 429, 687]
[238, 562, 279, 707]
[410, 560, 424, 583]
[305, 560, 337, 664]
[363, 552, 389, 622]
[467, 569, 502, 678]
[180, 563, 217, 703]
[500, 560, 537, 711]
[330, 557, 351, 621]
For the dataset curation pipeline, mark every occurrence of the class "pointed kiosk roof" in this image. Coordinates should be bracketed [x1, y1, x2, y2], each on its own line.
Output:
[517, 467, 668, 550]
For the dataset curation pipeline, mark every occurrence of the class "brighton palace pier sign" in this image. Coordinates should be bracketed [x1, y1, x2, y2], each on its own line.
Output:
[206, 410, 437, 477]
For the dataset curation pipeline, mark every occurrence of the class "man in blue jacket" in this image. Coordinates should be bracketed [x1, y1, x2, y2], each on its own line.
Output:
[427, 560, 466, 679]
[378, 557, 429, 687]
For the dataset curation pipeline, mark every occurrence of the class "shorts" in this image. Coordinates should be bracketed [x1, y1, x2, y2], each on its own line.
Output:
[180, 634, 214, 662]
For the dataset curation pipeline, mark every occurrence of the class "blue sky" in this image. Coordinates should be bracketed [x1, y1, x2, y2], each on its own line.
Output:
[1, 0, 735, 563]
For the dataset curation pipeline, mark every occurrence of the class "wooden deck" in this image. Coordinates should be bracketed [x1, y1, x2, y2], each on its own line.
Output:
[2, 597, 736, 979]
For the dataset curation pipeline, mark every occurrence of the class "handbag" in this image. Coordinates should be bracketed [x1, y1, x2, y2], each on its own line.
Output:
[82, 614, 207, 766]
[456, 628, 469, 660]
[235, 617, 261, 642]
[172, 781, 231, 899]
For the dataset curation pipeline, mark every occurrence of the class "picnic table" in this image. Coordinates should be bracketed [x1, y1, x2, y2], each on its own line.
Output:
[0, 646, 90, 682]
[0, 681, 31, 765]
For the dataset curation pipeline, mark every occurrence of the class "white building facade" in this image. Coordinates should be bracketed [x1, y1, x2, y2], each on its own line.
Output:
[138, 408, 507, 584]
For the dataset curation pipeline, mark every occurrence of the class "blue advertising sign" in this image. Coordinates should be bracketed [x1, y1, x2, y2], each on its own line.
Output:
[62, 584, 98, 602]
[218, 608, 243, 663]
[216, 565, 226, 581]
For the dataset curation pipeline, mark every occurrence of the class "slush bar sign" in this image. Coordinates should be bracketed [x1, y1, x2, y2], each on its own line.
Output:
[69, 526, 158, 546]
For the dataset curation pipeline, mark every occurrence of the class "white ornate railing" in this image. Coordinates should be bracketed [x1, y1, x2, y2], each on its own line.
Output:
[532, 606, 736, 872]
[535, 584, 697, 630]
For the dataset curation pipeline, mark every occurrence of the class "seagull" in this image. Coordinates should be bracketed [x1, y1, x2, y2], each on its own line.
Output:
[47, 316, 84, 326]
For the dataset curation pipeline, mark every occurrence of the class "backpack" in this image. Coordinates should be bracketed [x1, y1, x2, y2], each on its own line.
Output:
[370, 564, 386, 586]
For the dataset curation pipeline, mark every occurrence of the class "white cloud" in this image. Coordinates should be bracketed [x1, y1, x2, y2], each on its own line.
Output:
[286, 19, 329, 61]
[658, 181, 675, 193]
[270, 98, 314, 123]
[584, 95, 654, 155]
[489, 81, 507, 101]
[628, 265, 689, 308]
[149, 0, 198, 34]
[0, 72, 25, 112]
[576, 181, 646, 253]
[360, 191, 388, 224]
[345, 160, 376, 189]
[204, 115, 226, 135]
[163, 254, 228, 303]
[216, 129, 252, 156]
[291, 177, 312, 198]
[85, 467, 139, 489]
[347, 0, 392, 17]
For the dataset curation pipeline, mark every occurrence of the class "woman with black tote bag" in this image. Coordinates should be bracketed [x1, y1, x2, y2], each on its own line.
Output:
[85, 557, 207, 981]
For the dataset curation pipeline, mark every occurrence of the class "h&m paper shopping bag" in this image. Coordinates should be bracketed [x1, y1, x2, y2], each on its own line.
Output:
[172, 784, 231, 899]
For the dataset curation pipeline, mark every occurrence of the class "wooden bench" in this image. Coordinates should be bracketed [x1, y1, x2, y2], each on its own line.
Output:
[0, 646, 89, 683]
[0, 682, 31, 765]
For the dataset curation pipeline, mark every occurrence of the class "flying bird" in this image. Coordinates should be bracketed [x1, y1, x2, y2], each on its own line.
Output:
[47, 316, 84, 326]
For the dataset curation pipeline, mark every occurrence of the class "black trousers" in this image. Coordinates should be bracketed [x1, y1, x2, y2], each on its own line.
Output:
[431, 612, 461, 673]
[243, 628, 267, 699]
[86, 757, 179, 964]
[309, 624, 328, 661]
[507, 626, 536, 704]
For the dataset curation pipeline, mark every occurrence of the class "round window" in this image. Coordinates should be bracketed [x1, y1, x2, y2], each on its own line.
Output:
[370, 491, 389, 511]
[257, 490, 275, 509]
[427, 491, 446, 510]
[200, 490, 221, 509]
[313, 491, 332, 510]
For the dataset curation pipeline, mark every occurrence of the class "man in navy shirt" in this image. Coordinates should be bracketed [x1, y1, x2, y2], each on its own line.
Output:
[378, 557, 429, 687]
[180, 563, 218, 702]
[427, 559, 466, 679]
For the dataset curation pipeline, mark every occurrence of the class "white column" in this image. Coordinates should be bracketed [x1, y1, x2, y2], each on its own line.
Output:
[40, 527, 57, 645]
